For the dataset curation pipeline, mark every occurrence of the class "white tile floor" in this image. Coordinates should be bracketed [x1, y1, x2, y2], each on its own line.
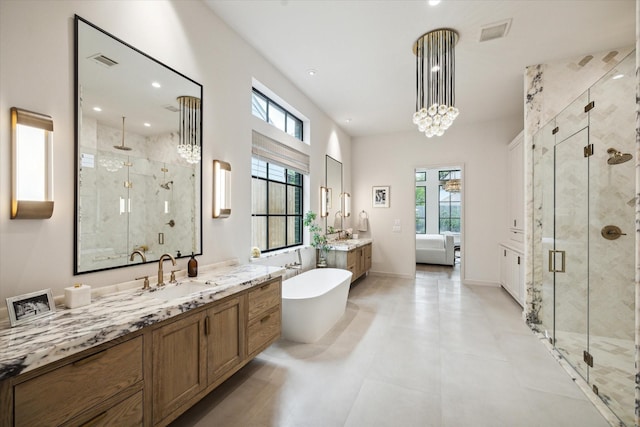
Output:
[171, 264, 610, 427]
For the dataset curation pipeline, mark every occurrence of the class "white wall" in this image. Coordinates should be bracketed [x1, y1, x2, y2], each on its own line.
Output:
[0, 0, 351, 301]
[351, 117, 522, 284]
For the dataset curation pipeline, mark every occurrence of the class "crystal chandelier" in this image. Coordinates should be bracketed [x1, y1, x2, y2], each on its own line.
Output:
[176, 95, 201, 164]
[412, 29, 459, 138]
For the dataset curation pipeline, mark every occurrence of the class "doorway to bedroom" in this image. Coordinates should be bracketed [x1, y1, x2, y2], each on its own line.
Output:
[414, 166, 463, 269]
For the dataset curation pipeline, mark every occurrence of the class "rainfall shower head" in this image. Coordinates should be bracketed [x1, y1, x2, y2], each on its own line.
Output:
[606, 148, 632, 165]
[113, 116, 133, 151]
[160, 181, 173, 190]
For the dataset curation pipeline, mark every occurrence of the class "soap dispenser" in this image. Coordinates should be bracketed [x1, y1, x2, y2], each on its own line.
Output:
[188, 252, 198, 277]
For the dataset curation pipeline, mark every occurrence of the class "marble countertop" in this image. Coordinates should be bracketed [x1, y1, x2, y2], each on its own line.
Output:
[0, 263, 284, 381]
[327, 238, 373, 251]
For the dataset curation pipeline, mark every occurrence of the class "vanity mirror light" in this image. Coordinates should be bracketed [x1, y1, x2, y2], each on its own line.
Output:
[10, 107, 54, 219]
[320, 186, 329, 218]
[74, 16, 203, 274]
[340, 192, 351, 218]
[213, 160, 231, 218]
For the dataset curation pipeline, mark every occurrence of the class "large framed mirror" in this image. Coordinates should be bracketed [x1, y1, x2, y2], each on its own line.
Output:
[325, 155, 342, 232]
[74, 16, 202, 274]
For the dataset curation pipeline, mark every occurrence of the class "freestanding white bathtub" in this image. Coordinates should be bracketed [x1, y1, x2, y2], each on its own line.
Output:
[282, 268, 353, 343]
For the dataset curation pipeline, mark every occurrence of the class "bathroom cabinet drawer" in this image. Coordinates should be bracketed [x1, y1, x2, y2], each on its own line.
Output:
[14, 336, 143, 427]
[247, 306, 281, 356]
[66, 389, 143, 427]
[247, 280, 280, 321]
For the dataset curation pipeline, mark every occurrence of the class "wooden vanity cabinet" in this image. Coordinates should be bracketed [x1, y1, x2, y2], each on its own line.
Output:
[152, 311, 207, 423]
[152, 278, 281, 426]
[11, 335, 144, 427]
[326, 243, 372, 283]
[1, 277, 281, 427]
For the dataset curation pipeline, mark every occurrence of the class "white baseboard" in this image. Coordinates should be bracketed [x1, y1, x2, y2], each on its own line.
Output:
[462, 279, 500, 287]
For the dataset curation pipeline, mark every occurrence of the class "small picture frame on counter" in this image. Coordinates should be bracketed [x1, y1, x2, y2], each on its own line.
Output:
[6, 289, 56, 327]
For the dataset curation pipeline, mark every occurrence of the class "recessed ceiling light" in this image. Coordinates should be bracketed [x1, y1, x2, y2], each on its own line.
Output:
[612, 73, 624, 80]
[428, 0, 441, 5]
[93, 106, 102, 112]
[345, 118, 352, 124]
[144, 122, 151, 127]
[152, 81, 161, 88]
[307, 69, 317, 76]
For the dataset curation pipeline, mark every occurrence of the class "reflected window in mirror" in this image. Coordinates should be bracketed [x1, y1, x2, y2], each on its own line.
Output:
[74, 16, 203, 274]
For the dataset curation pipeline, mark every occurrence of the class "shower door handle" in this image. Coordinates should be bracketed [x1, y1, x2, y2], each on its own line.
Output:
[548, 250, 566, 273]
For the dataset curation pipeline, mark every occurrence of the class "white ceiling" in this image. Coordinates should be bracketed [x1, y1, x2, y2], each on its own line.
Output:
[205, 0, 635, 138]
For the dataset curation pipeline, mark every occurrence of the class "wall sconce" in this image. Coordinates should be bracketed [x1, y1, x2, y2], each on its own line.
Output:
[340, 192, 351, 218]
[213, 160, 231, 218]
[320, 186, 329, 217]
[11, 107, 54, 219]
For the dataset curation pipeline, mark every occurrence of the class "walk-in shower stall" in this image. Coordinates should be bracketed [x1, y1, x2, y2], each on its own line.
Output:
[532, 51, 635, 426]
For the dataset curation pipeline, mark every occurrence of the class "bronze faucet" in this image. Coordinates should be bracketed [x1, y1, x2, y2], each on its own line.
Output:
[157, 253, 176, 287]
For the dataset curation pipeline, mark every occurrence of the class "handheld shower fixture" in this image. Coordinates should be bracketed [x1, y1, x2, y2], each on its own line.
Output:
[606, 148, 632, 165]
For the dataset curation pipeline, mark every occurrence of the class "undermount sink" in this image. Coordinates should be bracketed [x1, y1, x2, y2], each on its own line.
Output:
[146, 282, 211, 300]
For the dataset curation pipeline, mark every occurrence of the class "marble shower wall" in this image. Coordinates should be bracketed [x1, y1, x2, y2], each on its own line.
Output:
[78, 118, 200, 271]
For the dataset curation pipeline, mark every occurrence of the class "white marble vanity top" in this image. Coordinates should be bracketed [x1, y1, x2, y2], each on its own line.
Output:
[0, 263, 284, 381]
[326, 238, 373, 251]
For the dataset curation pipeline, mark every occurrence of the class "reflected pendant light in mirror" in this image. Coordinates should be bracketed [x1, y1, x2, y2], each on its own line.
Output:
[176, 95, 201, 164]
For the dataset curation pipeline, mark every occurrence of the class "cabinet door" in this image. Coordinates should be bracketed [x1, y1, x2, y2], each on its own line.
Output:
[152, 312, 207, 423]
[207, 296, 245, 384]
[363, 244, 372, 272]
[500, 247, 509, 288]
[511, 252, 523, 304]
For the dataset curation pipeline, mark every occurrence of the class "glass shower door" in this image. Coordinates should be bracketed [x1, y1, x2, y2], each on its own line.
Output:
[586, 53, 635, 426]
[553, 126, 590, 379]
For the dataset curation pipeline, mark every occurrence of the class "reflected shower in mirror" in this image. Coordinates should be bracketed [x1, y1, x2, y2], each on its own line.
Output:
[325, 155, 342, 232]
[74, 16, 202, 274]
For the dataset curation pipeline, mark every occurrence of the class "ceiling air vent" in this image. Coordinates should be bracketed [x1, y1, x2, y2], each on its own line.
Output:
[479, 19, 512, 42]
[163, 104, 180, 113]
[89, 53, 118, 67]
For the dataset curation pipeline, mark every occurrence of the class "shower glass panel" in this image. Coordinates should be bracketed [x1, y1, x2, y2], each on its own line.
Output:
[532, 51, 635, 426]
[553, 126, 589, 380]
[532, 120, 556, 335]
[586, 56, 635, 424]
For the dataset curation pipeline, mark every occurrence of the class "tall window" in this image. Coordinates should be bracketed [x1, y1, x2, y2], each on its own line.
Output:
[439, 170, 461, 233]
[252, 89, 303, 141]
[415, 172, 426, 234]
[251, 158, 303, 252]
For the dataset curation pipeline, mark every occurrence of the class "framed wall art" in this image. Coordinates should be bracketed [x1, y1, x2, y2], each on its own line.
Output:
[372, 186, 390, 208]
